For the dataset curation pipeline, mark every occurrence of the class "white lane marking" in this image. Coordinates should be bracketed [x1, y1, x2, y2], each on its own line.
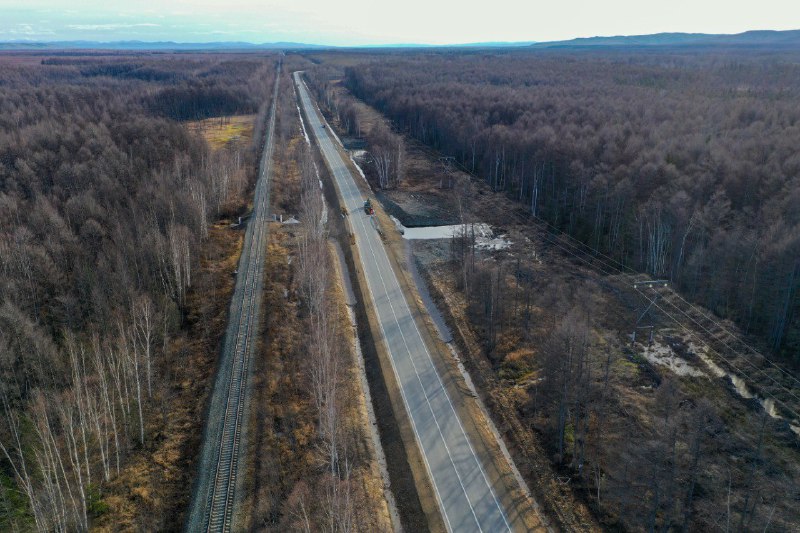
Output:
[354, 205, 484, 532]
[307, 101, 481, 533]
[295, 79, 456, 532]
[327, 130, 482, 531]
[323, 144, 483, 530]
[297, 77, 510, 532]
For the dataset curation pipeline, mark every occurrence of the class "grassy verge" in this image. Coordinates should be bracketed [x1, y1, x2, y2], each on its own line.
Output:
[246, 121, 393, 530]
[93, 221, 245, 531]
[91, 112, 258, 531]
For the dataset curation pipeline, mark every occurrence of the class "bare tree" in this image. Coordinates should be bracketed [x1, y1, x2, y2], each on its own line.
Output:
[132, 295, 156, 398]
[542, 307, 590, 462]
[373, 148, 392, 190]
[0, 389, 46, 531]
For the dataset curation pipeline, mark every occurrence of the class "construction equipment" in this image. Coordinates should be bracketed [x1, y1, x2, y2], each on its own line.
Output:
[364, 199, 374, 215]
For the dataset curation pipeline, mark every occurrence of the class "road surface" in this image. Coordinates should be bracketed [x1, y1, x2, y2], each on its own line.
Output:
[185, 63, 280, 533]
[295, 72, 512, 533]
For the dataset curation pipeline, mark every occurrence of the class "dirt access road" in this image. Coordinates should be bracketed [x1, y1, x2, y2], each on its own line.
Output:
[296, 71, 543, 533]
[185, 64, 280, 532]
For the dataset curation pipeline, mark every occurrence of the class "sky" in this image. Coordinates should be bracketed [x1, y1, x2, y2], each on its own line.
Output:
[1, 0, 798, 46]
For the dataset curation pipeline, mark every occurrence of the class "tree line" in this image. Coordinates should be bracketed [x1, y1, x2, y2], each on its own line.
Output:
[340, 49, 800, 361]
[0, 54, 276, 530]
[294, 144, 356, 531]
[444, 202, 799, 531]
[305, 67, 405, 190]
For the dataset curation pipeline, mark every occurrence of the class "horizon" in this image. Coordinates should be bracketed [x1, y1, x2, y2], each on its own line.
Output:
[2, 0, 799, 47]
[1, 28, 799, 49]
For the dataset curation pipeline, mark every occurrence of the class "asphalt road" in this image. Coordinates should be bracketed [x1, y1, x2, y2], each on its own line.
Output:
[295, 72, 512, 533]
[185, 64, 280, 533]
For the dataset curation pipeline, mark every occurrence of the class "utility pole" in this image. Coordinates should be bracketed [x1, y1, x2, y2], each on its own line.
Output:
[632, 280, 668, 345]
[439, 156, 455, 189]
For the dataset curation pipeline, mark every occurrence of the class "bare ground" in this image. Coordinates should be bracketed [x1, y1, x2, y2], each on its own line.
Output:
[246, 129, 393, 532]
[318, 78, 800, 532]
[93, 221, 245, 532]
[312, 83, 548, 532]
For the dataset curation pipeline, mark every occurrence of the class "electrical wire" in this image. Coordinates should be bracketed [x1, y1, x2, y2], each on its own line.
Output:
[397, 128, 800, 426]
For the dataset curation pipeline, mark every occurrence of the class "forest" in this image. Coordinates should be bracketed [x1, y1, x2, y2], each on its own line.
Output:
[0, 53, 275, 530]
[302, 48, 800, 532]
[340, 49, 800, 362]
[2, 43, 799, 532]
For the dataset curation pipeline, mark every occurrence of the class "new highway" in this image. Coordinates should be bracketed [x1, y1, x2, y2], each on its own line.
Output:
[295, 71, 513, 533]
[185, 63, 280, 533]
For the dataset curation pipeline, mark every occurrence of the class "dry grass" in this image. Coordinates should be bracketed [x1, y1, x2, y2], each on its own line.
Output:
[324, 80, 601, 530]
[327, 76, 800, 531]
[187, 114, 256, 151]
[246, 111, 392, 529]
[328, 242, 394, 532]
[270, 136, 302, 215]
[248, 226, 393, 532]
[92, 223, 244, 531]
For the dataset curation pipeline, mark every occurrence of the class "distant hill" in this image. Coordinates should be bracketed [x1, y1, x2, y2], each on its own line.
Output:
[452, 41, 538, 48]
[0, 39, 539, 51]
[0, 40, 332, 51]
[1, 29, 798, 51]
[530, 29, 800, 49]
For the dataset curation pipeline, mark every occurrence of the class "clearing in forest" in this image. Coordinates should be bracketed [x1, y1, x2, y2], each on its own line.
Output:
[188, 114, 256, 150]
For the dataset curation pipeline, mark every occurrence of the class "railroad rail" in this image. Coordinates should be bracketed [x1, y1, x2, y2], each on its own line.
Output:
[186, 61, 281, 533]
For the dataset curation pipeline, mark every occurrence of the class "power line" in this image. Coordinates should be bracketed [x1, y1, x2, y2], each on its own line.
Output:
[408, 133, 800, 427]
[650, 287, 800, 403]
[538, 226, 800, 420]
[670, 291, 800, 388]
[637, 286, 800, 423]
[508, 208, 800, 425]
[537, 223, 800, 422]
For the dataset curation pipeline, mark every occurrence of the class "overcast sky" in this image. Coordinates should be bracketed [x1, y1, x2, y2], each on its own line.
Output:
[1, 0, 798, 45]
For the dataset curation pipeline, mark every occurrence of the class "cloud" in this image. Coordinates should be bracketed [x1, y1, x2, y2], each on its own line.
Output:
[66, 23, 160, 31]
[3, 23, 55, 36]
[4, 0, 795, 46]
[12, 24, 37, 35]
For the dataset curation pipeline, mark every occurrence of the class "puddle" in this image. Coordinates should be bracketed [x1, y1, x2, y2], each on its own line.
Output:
[689, 341, 800, 437]
[691, 343, 727, 379]
[390, 217, 511, 250]
[641, 341, 705, 377]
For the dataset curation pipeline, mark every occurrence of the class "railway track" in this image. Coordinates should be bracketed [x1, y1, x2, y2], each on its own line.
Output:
[186, 62, 280, 533]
